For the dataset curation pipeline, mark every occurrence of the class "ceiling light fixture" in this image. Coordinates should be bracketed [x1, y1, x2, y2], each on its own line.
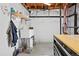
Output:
[44, 3, 51, 6]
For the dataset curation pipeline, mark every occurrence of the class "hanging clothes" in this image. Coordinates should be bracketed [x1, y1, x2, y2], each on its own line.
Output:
[6, 22, 13, 47]
[11, 20, 18, 46]
[7, 20, 18, 47]
[11, 17, 22, 49]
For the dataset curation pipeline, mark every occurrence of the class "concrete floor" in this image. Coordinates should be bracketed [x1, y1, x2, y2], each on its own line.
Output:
[18, 42, 54, 56]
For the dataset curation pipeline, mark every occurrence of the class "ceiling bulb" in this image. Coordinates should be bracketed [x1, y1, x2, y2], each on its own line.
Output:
[44, 3, 51, 6]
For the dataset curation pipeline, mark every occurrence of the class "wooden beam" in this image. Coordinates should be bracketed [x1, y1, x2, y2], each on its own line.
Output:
[22, 3, 74, 10]
[68, 3, 76, 8]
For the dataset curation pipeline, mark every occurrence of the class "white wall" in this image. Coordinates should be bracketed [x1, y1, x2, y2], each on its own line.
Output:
[0, 3, 29, 56]
[30, 18, 60, 43]
[30, 9, 61, 43]
[30, 9, 61, 16]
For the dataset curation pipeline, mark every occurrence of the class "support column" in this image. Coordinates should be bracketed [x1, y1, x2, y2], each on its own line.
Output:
[63, 4, 68, 34]
[60, 4, 61, 34]
[74, 3, 77, 34]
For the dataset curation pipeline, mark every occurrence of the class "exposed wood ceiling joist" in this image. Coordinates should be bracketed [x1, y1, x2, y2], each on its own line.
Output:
[22, 3, 75, 10]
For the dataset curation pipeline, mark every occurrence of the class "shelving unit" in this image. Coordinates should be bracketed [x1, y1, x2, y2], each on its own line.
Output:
[12, 12, 28, 20]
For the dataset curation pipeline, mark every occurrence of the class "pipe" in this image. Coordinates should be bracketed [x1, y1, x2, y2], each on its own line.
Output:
[63, 3, 68, 34]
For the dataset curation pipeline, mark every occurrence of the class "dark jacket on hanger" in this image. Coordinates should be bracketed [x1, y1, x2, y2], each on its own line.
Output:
[7, 20, 18, 47]
[10, 20, 18, 46]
